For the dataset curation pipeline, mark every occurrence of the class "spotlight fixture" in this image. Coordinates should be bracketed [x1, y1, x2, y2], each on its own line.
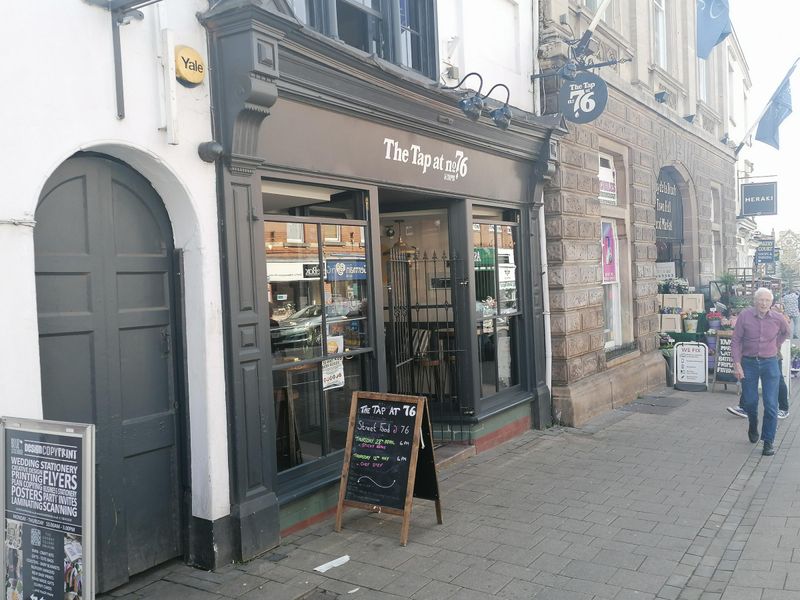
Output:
[443, 72, 485, 121]
[557, 62, 578, 81]
[683, 114, 696, 123]
[483, 84, 513, 130]
[115, 8, 144, 25]
[458, 93, 485, 121]
[654, 90, 670, 103]
[720, 132, 731, 144]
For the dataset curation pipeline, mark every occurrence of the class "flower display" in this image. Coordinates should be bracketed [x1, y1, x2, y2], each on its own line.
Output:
[681, 310, 701, 320]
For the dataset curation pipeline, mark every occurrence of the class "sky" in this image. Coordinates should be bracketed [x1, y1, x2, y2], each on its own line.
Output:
[729, 1, 799, 238]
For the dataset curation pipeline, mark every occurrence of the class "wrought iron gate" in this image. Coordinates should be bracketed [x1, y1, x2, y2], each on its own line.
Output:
[385, 245, 469, 444]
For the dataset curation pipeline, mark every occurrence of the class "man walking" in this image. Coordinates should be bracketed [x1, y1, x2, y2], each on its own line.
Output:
[783, 287, 800, 339]
[732, 288, 791, 456]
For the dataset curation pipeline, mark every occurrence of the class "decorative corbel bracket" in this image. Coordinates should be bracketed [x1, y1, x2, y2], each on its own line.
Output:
[200, 3, 284, 175]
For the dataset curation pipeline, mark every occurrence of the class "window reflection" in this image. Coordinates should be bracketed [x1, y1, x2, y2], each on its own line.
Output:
[473, 217, 520, 397]
[265, 210, 372, 473]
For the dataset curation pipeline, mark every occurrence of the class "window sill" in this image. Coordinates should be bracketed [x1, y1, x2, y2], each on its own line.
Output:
[605, 343, 640, 368]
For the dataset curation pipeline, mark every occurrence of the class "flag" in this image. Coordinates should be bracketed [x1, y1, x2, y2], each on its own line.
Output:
[696, 0, 731, 59]
[755, 75, 793, 149]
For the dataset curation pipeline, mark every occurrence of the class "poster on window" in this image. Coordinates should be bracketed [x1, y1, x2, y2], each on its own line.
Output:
[322, 335, 345, 390]
[2, 419, 94, 600]
[601, 222, 617, 284]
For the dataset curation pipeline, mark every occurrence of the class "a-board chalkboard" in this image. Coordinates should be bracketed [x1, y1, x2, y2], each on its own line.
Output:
[335, 392, 442, 546]
[712, 330, 738, 391]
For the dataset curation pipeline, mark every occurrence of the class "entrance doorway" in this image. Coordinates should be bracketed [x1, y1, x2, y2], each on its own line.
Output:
[34, 155, 184, 591]
[379, 199, 468, 443]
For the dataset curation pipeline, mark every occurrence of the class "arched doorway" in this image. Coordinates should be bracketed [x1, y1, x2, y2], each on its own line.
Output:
[34, 155, 184, 591]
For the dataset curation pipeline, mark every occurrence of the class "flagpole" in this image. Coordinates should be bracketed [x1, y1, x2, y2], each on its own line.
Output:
[734, 56, 799, 156]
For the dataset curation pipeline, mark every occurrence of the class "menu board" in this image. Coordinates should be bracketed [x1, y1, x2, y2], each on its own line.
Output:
[713, 331, 737, 386]
[335, 392, 441, 545]
[674, 342, 708, 391]
[2, 419, 94, 600]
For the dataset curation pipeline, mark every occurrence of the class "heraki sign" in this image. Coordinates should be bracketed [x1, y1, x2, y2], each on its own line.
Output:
[740, 182, 777, 216]
[1, 418, 95, 600]
[558, 71, 609, 124]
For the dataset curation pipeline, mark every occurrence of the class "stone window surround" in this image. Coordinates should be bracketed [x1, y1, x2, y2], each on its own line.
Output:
[598, 139, 635, 350]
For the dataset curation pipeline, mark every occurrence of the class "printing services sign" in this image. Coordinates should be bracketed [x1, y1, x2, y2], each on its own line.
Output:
[740, 182, 777, 216]
[2, 418, 95, 600]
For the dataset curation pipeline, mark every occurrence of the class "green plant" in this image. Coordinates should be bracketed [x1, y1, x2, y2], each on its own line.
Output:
[718, 272, 737, 287]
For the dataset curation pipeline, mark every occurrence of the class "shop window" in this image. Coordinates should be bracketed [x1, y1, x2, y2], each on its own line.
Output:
[299, 0, 437, 80]
[601, 220, 621, 349]
[653, 0, 667, 70]
[263, 182, 373, 475]
[698, 58, 708, 103]
[598, 153, 617, 206]
[585, 0, 611, 24]
[473, 216, 520, 397]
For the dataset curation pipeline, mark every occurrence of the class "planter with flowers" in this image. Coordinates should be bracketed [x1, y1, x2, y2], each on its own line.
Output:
[682, 310, 701, 333]
[706, 310, 722, 330]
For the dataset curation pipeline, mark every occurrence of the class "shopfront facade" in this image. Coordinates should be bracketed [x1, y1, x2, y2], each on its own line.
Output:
[538, 2, 740, 428]
[201, 0, 562, 564]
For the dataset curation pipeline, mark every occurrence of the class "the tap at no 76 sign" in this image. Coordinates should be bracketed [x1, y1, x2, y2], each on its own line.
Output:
[558, 71, 609, 124]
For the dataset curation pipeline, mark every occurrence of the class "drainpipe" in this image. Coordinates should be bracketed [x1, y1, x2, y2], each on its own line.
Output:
[532, 0, 541, 116]
[539, 198, 551, 394]
[532, 0, 551, 394]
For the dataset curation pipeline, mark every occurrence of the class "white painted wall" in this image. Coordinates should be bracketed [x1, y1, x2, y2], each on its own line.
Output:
[438, 0, 535, 114]
[0, 1, 229, 521]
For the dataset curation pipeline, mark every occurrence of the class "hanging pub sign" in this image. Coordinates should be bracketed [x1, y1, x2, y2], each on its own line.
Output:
[740, 181, 777, 216]
[2, 418, 95, 600]
[558, 71, 608, 124]
[655, 169, 684, 241]
[755, 237, 775, 264]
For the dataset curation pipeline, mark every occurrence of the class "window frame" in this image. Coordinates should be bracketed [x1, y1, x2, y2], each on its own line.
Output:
[300, 0, 438, 80]
[472, 215, 522, 399]
[653, 0, 667, 70]
[266, 209, 375, 486]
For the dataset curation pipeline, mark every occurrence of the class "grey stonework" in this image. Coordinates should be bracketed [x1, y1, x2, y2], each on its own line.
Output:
[541, 82, 738, 425]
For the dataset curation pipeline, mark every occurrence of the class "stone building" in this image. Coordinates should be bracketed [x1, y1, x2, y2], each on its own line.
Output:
[537, 0, 749, 425]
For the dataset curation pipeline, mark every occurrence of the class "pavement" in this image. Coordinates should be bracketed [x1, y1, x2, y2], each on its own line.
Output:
[102, 378, 800, 600]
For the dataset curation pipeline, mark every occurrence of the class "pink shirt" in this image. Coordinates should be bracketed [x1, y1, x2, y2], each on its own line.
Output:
[731, 307, 790, 364]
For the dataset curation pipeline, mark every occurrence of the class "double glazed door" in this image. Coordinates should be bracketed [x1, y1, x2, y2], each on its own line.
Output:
[34, 156, 183, 591]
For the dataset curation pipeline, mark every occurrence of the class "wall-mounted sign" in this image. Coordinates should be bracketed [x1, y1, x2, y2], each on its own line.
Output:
[2, 418, 95, 600]
[740, 181, 777, 216]
[303, 263, 321, 279]
[558, 72, 609, 124]
[655, 169, 684, 241]
[382, 138, 469, 183]
[326, 260, 367, 281]
[755, 237, 775, 264]
[175, 45, 205, 87]
[656, 261, 677, 280]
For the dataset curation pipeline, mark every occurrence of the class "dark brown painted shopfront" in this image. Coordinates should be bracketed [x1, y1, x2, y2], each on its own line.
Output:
[200, 1, 563, 568]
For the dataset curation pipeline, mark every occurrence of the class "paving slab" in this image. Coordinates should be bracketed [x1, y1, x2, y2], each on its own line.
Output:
[98, 382, 800, 599]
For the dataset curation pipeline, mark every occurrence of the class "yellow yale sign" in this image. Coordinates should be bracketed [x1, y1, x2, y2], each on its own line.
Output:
[175, 46, 205, 86]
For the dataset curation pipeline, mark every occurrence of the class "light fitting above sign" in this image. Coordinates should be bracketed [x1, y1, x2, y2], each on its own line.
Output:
[740, 181, 777, 216]
[558, 72, 608, 124]
[175, 45, 205, 87]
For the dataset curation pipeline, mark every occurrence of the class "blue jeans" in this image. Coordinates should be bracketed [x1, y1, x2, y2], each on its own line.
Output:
[741, 356, 780, 443]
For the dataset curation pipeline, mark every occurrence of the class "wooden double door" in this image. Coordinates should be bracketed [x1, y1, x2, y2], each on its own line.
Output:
[34, 155, 184, 591]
